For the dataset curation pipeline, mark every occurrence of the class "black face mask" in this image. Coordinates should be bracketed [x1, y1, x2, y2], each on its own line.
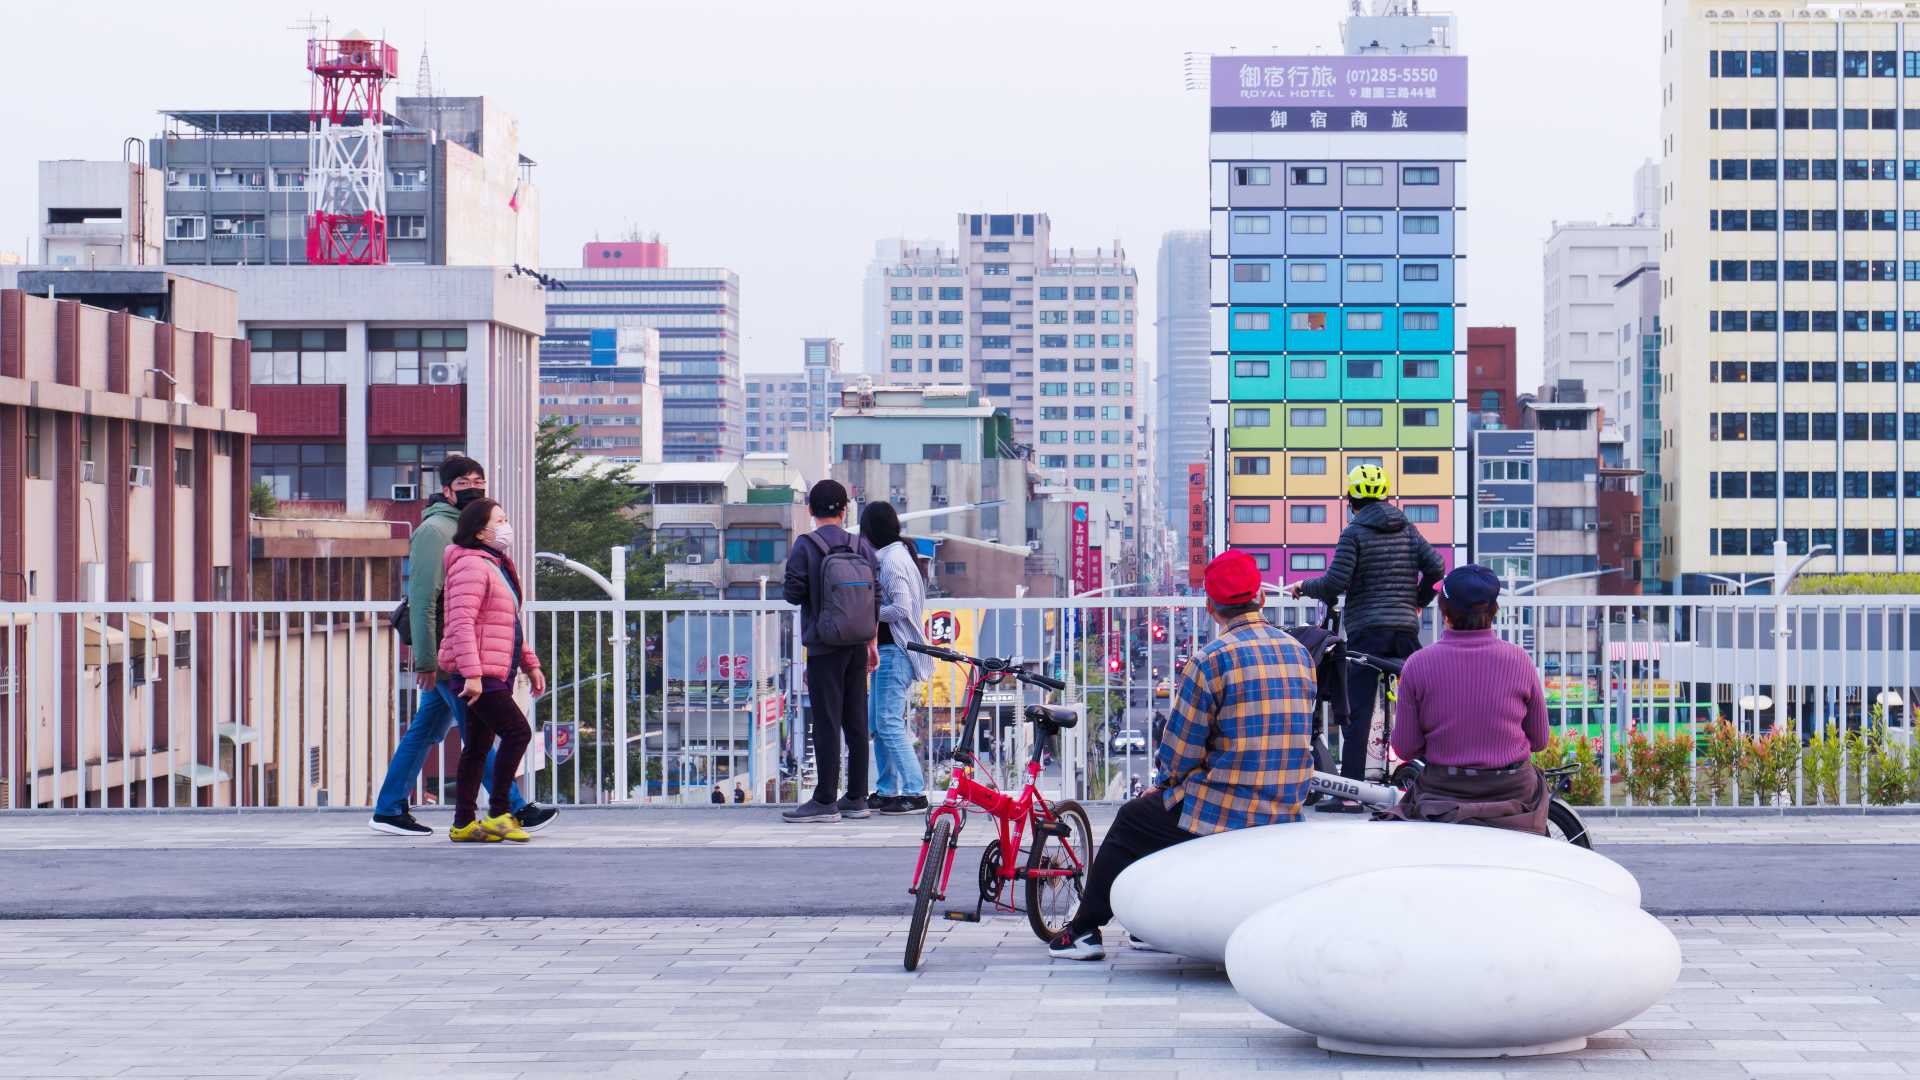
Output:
[454, 488, 486, 508]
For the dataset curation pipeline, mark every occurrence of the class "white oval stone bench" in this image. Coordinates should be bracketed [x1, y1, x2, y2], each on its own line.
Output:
[1110, 817, 1641, 965]
[1225, 865, 1681, 1057]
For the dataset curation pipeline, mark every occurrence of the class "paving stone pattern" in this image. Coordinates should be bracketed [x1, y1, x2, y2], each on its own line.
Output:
[0, 915, 1917, 1079]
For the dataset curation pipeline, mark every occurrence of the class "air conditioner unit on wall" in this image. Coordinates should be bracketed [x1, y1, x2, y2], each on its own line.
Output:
[425, 362, 463, 386]
[390, 483, 418, 502]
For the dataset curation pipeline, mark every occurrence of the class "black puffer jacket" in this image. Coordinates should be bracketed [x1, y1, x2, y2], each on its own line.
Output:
[1296, 502, 1444, 636]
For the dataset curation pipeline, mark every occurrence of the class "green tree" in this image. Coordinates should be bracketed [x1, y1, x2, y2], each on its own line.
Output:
[532, 416, 673, 602]
[249, 480, 279, 518]
[1791, 573, 1920, 595]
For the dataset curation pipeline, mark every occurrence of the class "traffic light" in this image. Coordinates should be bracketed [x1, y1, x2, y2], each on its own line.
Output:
[1151, 623, 1166, 642]
[1108, 655, 1122, 673]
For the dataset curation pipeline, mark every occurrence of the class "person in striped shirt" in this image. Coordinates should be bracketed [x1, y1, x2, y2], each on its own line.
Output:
[1048, 550, 1317, 961]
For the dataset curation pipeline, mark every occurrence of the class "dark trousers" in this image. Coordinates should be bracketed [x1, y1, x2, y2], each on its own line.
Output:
[454, 690, 532, 827]
[1340, 627, 1423, 780]
[805, 646, 869, 806]
[1068, 794, 1200, 935]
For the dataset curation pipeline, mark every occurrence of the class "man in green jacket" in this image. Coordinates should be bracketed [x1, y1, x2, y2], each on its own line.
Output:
[368, 456, 557, 835]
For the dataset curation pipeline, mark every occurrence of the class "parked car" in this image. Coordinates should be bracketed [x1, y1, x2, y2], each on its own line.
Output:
[1111, 728, 1149, 755]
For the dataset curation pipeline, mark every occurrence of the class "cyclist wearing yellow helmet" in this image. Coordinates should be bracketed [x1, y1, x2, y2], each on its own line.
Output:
[1287, 463, 1445, 807]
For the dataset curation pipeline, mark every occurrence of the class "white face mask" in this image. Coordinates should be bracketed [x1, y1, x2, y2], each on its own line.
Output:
[489, 521, 514, 550]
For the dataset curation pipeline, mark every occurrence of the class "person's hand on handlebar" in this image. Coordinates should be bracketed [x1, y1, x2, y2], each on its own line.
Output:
[1285, 581, 1304, 599]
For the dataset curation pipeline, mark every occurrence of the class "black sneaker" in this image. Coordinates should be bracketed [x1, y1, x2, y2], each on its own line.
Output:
[836, 796, 872, 819]
[880, 794, 928, 815]
[369, 812, 432, 836]
[868, 795, 903, 815]
[1313, 797, 1366, 815]
[514, 803, 557, 833]
[782, 800, 842, 823]
[1047, 926, 1105, 961]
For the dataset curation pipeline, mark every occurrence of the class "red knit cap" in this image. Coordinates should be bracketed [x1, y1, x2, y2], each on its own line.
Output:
[1203, 550, 1263, 607]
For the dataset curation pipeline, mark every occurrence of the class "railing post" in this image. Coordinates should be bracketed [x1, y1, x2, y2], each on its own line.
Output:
[610, 545, 630, 802]
[1772, 540, 1792, 741]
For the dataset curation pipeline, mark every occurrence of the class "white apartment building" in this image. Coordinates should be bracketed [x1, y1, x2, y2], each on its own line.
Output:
[1542, 163, 1659, 418]
[1661, 1, 1920, 586]
[879, 213, 1143, 547]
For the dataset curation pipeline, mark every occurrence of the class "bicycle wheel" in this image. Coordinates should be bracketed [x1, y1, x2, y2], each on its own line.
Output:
[905, 818, 953, 971]
[1546, 799, 1592, 849]
[1025, 800, 1093, 942]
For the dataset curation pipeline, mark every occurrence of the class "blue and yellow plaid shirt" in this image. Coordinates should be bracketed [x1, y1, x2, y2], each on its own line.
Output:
[1155, 611, 1317, 834]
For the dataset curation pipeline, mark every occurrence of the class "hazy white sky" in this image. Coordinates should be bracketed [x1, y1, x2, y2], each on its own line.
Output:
[3, 0, 1659, 388]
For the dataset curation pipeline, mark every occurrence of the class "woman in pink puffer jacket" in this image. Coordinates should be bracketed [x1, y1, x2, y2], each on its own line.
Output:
[437, 498, 545, 843]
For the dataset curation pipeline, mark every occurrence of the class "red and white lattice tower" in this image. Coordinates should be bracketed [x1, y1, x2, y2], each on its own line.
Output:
[304, 33, 397, 264]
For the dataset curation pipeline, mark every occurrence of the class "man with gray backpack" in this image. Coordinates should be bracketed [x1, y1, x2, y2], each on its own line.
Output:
[782, 480, 883, 823]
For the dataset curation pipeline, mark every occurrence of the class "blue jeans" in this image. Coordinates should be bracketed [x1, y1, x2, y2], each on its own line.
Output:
[374, 680, 528, 817]
[868, 644, 925, 797]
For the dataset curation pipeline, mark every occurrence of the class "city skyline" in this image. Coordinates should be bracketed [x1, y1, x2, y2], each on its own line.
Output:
[3, 0, 1658, 382]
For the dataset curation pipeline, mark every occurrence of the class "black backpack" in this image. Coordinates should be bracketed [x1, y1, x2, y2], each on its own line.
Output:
[804, 532, 879, 647]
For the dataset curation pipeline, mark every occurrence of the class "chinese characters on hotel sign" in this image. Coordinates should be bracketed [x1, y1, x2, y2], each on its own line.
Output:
[1210, 56, 1467, 133]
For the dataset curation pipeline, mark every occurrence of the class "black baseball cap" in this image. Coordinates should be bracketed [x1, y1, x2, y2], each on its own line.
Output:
[1438, 564, 1501, 609]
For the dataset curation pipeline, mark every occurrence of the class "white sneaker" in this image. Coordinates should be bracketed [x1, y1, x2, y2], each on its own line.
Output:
[1126, 932, 1166, 953]
[1047, 927, 1105, 961]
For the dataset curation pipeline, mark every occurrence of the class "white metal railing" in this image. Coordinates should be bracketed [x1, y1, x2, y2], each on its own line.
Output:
[0, 594, 1915, 812]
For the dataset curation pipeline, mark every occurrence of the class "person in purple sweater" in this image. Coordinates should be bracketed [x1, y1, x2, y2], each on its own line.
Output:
[1386, 564, 1552, 835]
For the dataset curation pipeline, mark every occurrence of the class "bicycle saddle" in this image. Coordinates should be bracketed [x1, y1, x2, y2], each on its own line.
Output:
[1024, 704, 1078, 729]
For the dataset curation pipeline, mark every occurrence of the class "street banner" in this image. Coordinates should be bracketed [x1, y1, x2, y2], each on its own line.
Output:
[1187, 464, 1208, 589]
[920, 606, 980, 709]
[1070, 502, 1090, 595]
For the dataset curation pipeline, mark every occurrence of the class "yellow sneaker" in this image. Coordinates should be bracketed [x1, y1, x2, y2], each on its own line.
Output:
[450, 820, 500, 843]
[479, 812, 530, 843]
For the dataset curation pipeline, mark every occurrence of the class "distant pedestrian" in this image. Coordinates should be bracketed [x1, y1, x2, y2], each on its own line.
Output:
[368, 456, 554, 837]
[782, 480, 882, 823]
[440, 498, 546, 844]
[860, 502, 931, 816]
[733, 783, 747, 804]
[710, 786, 727, 804]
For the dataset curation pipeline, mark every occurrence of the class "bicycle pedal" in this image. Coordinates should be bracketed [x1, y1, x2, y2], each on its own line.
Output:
[943, 910, 981, 922]
[1032, 820, 1070, 838]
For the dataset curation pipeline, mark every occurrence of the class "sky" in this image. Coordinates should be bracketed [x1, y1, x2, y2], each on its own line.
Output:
[2, 0, 1660, 389]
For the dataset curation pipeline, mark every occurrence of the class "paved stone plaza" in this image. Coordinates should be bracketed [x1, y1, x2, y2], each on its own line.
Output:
[1, 915, 1918, 1079]
[1, 809, 1917, 1077]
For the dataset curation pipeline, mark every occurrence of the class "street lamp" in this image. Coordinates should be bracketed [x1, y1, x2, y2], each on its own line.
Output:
[1508, 568, 1622, 595]
[1771, 542, 1832, 738]
[535, 547, 631, 798]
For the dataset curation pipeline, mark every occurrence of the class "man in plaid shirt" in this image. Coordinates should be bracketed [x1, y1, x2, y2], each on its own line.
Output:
[1049, 550, 1317, 961]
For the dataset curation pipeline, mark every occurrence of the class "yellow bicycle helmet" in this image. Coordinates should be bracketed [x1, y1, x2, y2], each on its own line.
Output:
[1345, 463, 1390, 500]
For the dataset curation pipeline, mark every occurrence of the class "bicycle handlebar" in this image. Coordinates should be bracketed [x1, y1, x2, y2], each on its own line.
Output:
[904, 642, 1066, 691]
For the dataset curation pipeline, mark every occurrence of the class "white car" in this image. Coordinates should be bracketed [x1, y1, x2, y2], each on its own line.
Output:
[1112, 729, 1150, 754]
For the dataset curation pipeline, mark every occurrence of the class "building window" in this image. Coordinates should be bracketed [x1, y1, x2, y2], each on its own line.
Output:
[840, 443, 881, 461]
[1403, 407, 1440, 427]
[23, 409, 41, 479]
[1234, 456, 1271, 475]
[1289, 357, 1327, 379]
[1404, 455, 1440, 475]
[1231, 408, 1270, 427]
[1232, 505, 1271, 524]
[369, 443, 463, 501]
[1402, 166, 1440, 186]
[210, 215, 265, 239]
[1347, 408, 1384, 427]
[1346, 262, 1384, 283]
[165, 215, 206, 241]
[922, 443, 962, 460]
[166, 169, 207, 190]
[1289, 504, 1326, 523]
[249, 328, 348, 385]
[1290, 553, 1327, 572]
[1290, 408, 1327, 427]
[271, 167, 308, 190]
[252, 443, 345, 501]
[1287, 262, 1326, 282]
[388, 167, 429, 191]
[1345, 214, 1384, 235]
[1403, 358, 1439, 379]
[1345, 311, 1383, 331]
[390, 215, 427, 240]
[211, 168, 265, 191]
[1347, 357, 1382, 379]
[1290, 456, 1327, 476]
[1233, 262, 1272, 283]
[982, 263, 1009, 276]
[1235, 165, 1271, 185]
[1233, 359, 1270, 377]
[1481, 508, 1533, 530]
[1403, 215, 1441, 235]
[1345, 165, 1384, 186]
[1403, 263, 1440, 281]
[1403, 311, 1440, 331]
[1289, 215, 1328, 235]
[174, 448, 193, 487]
[1233, 215, 1272, 235]
[1232, 311, 1271, 331]
[1290, 165, 1327, 185]
[725, 526, 789, 565]
[368, 327, 468, 385]
[1403, 504, 1439, 523]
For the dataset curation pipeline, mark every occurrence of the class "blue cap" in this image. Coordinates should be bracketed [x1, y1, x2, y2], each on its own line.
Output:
[1438, 563, 1501, 609]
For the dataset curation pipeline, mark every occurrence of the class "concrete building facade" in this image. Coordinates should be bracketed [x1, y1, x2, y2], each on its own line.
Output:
[0, 277, 255, 807]
[1541, 184, 1657, 421]
[1661, 2, 1920, 585]
[1467, 325, 1520, 430]
[38, 160, 163, 268]
[862, 238, 937, 376]
[539, 325, 663, 462]
[1211, 16, 1470, 587]
[1156, 230, 1211, 537]
[544, 245, 742, 462]
[1613, 263, 1665, 591]
[744, 338, 847, 454]
[877, 214, 1143, 559]
[149, 97, 538, 268]
[831, 384, 1025, 547]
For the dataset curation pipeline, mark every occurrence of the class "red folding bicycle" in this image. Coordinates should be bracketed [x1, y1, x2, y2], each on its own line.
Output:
[900, 642, 1093, 971]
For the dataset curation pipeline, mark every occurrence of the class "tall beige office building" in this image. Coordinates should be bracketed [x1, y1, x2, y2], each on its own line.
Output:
[1661, 2, 1920, 588]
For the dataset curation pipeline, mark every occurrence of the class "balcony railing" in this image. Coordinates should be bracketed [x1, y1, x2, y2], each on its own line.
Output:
[0, 594, 1915, 812]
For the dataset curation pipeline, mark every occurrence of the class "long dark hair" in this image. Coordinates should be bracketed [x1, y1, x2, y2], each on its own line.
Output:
[453, 498, 501, 549]
[859, 500, 902, 550]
